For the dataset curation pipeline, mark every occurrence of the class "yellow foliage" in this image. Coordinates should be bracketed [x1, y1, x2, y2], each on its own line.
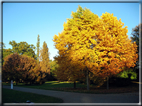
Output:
[53, 6, 138, 79]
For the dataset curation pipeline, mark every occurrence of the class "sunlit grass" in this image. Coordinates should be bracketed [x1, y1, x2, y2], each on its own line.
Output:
[45, 81, 74, 84]
[2, 80, 139, 94]
[2, 81, 86, 90]
[45, 81, 59, 84]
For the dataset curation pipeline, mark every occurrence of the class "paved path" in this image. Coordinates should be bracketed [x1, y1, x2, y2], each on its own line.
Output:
[3, 85, 139, 103]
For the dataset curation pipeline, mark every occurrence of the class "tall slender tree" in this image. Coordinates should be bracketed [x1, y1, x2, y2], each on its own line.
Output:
[37, 35, 40, 63]
[40, 41, 50, 81]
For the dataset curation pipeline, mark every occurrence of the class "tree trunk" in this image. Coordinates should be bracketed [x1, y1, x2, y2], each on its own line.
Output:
[86, 70, 89, 90]
[107, 76, 109, 89]
[74, 81, 76, 89]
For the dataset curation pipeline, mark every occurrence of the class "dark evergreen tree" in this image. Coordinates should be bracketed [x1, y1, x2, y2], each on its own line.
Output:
[131, 23, 141, 81]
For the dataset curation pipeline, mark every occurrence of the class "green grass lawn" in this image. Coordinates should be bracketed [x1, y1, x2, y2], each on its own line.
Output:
[2, 81, 87, 90]
[2, 88, 63, 103]
[2, 81, 139, 94]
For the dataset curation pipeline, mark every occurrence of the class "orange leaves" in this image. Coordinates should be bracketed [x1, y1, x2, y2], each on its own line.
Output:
[40, 41, 50, 76]
[2, 53, 42, 83]
[53, 6, 138, 80]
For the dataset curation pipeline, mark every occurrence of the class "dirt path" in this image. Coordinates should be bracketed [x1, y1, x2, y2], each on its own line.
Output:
[3, 85, 139, 103]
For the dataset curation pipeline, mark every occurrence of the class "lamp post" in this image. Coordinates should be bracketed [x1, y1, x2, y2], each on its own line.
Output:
[11, 80, 13, 89]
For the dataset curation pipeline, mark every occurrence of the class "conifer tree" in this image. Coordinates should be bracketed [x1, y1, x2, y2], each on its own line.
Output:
[40, 41, 50, 81]
[37, 35, 40, 62]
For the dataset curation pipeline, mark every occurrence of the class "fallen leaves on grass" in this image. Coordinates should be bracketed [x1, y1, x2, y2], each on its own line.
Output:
[50, 85, 139, 94]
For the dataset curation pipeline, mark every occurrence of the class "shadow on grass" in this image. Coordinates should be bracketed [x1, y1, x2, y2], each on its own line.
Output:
[2, 78, 139, 94]
[2, 81, 86, 90]
[2, 88, 64, 103]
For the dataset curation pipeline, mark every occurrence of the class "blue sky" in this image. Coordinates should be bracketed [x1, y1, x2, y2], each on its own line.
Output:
[3, 3, 139, 60]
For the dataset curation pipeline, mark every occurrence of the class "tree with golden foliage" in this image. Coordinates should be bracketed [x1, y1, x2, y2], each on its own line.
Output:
[53, 6, 138, 90]
[49, 60, 59, 80]
[40, 41, 50, 81]
[19, 54, 41, 84]
[2, 53, 21, 84]
[2, 53, 43, 85]
[54, 55, 85, 88]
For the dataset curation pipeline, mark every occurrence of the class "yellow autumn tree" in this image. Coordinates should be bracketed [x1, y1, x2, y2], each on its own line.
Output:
[54, 55, 85, 88]
[53, 6, 138, 90]
[2, 53, 42, 85]
[39, 41, 50, 82]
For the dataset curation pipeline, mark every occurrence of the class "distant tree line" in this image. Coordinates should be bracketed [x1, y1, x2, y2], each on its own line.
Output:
[2, 35, 55, 85]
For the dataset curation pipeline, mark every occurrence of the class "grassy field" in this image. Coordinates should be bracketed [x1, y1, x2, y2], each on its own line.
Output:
[2, 81, 86, 89]
[2, 88, 64, 103]
[2, 80, 139, 94]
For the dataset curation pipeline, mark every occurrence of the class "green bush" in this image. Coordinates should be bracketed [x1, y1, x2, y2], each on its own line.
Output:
[117, 69, 137, 80]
